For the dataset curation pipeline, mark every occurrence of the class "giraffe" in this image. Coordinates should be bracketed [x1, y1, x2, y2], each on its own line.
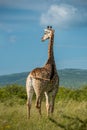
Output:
[26, 26, 59, 119]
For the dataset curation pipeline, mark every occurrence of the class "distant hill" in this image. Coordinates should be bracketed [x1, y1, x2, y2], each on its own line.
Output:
[59, 69, 87, 88]
[0, 69, 87, 88]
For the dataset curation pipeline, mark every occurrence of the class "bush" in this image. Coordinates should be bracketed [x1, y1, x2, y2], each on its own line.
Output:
[0, 84, 87, 103]
[56, 85, 87, 101]
[0, 84, 27, 102]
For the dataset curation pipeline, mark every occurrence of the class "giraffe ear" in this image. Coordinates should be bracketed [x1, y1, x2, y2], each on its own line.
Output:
[47, 26, 50, 29]
[50, 26, 52, 29]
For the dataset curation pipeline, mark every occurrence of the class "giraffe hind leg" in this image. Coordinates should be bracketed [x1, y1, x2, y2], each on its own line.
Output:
[26, 77, 34, 119]
[35, 96, 42, 116]
[27, 89, 34, 119]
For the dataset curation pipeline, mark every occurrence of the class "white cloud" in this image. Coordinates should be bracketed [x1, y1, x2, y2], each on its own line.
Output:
[40, 4, 87, 28]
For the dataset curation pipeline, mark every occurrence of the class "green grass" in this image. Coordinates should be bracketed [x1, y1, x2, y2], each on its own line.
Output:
[0, 85, 87, 130]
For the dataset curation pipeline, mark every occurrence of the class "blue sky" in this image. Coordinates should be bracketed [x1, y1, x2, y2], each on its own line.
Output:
[0, 0, 87, 75]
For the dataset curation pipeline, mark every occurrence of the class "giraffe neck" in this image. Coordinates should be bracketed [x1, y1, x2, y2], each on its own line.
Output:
[44, 34, 56, 79]
[47, 34, 55, 64]
[44, 34, 57, 79]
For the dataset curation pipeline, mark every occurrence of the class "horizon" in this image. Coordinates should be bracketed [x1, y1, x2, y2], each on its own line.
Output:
[0, 0, 87, 75]
[0, 68, 87, 77]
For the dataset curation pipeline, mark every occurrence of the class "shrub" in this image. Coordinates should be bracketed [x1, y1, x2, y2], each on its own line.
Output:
[0, 84, 27, 102]
[56, 85, 87, 101]
[0, 84, 87, 103]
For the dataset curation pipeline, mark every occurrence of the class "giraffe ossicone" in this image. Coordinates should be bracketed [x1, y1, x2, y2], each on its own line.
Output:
[26, 26, 59, 119]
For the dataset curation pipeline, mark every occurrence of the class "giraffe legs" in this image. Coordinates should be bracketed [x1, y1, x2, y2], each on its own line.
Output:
[50, 95, 55, 114]
[35, 96, 42, 116]
[50, 88, 58, 114]
[27, 100, 31, 119]
[26, 88, 34, 119]
[26, 76, 34, 119]
[45, 92, 51, 117]
[45, 88, 58, 117]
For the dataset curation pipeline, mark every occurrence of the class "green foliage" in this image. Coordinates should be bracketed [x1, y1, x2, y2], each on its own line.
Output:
[0, 84, 27, 103]
[0, 100, 87, 130]
[0, 84, 87, 130]
[0, 84, 87, 103]
[57, 85, 87, 101]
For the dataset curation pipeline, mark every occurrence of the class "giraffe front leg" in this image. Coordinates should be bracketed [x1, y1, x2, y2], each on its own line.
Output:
[50, 96, 55, 114]
[50, 88, 58, 114]
[44, 92, 51, 117]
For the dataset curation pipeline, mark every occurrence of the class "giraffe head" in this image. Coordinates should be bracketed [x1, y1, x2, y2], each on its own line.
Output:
[42, 26, 55, 41]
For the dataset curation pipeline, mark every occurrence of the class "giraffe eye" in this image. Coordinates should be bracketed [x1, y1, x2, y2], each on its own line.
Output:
[48, 31, 50, 33]
[44, 30, 50, 35]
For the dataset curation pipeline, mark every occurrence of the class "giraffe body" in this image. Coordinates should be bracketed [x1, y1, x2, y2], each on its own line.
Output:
[26, 26, 59, 118]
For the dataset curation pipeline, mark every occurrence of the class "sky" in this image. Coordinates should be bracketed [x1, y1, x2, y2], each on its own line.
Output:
[0, 0, 87, 75]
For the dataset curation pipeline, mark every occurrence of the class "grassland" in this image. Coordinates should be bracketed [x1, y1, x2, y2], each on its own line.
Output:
[0, 84, 87, 130]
